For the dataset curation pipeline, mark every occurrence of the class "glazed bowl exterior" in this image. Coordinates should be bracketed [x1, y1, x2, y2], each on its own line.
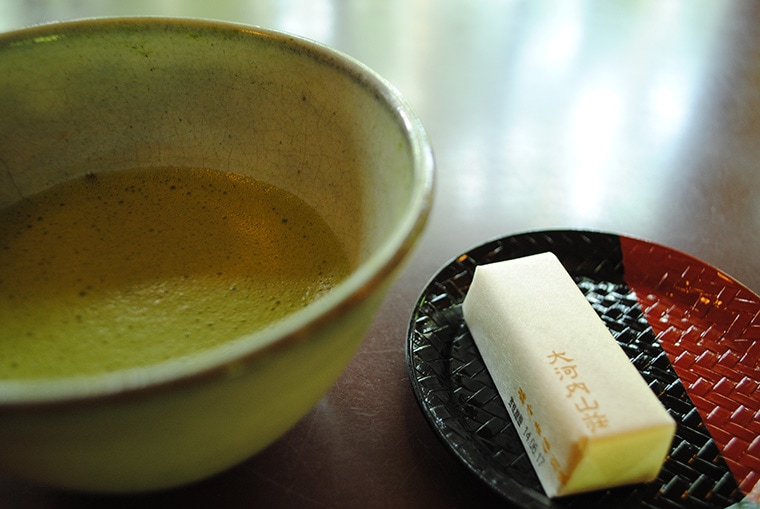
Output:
[0, 17, 433, 492]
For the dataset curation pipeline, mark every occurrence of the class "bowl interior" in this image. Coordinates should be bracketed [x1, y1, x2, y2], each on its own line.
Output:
[0, 18, 433, 395]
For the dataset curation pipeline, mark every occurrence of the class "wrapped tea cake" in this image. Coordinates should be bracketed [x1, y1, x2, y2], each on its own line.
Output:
[462, 252, 675, 497]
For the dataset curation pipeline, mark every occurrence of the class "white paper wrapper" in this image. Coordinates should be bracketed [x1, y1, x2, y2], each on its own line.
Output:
[462, 252, 676, 497]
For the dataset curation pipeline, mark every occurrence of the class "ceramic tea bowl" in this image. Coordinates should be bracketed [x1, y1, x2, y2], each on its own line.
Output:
[0, 17, 433, 492]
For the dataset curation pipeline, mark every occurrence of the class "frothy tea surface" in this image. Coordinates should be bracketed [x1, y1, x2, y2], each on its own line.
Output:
[0, 167, 352, 379]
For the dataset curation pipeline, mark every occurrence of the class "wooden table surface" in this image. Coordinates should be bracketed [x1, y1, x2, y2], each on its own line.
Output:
[2, 1, 759, 507]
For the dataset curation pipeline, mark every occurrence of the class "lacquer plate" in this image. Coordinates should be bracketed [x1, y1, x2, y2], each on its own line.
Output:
[406, 230, 759, 508]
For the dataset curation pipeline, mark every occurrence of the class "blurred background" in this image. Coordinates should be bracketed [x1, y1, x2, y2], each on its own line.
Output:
[2, 1, 755, 286]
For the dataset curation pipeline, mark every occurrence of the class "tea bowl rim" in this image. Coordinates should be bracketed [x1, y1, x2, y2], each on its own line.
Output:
[0, 16, 435, 407]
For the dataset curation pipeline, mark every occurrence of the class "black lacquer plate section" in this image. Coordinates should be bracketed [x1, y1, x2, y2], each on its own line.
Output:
[406, 230, 744, 509]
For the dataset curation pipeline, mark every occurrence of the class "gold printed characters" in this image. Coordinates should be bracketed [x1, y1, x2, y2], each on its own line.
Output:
[548, 350, 609, 433]
[508, 390, 547, 470]
[510, 387, 571, 484]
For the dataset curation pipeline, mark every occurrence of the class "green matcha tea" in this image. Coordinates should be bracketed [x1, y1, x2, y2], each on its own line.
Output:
[0, 167, 352, 379]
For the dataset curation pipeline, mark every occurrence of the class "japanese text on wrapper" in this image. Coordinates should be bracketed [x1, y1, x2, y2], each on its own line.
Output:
[507, 350, 611, 486]
[508, 390, 547, 469]
[547, 350, 608, 432]
[513, 383, 568, 485]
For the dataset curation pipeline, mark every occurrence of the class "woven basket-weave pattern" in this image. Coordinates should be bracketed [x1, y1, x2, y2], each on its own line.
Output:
[408, 230, 747, 508]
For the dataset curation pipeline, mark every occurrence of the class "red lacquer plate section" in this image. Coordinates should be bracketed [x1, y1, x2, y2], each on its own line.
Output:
[621, 236, 760, 499]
